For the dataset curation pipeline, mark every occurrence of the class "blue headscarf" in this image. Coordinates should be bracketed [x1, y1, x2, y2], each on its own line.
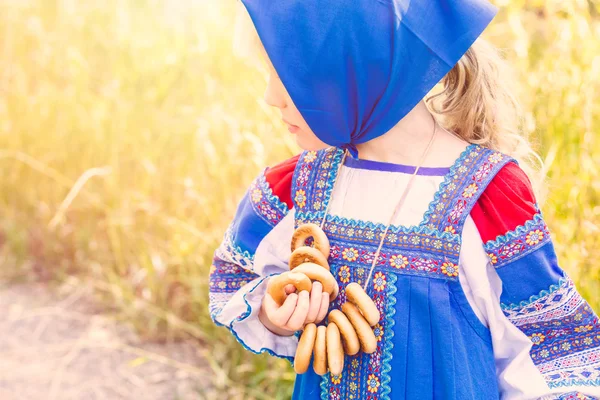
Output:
[240, 0, 498, 156]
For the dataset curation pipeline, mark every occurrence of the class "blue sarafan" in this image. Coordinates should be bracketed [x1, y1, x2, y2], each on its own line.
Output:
[239, 0, 497, 155]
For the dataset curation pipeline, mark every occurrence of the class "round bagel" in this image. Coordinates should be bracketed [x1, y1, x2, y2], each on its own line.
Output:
[345, 282, 380, 326]
[266, 271, 312, 306]
[341, 302, 378, 354]
[294, 323, 317, 374]
[289, 246, 330, 271]
[328, 309, 360, 356]
[313, 325, 328, 376]
[292, 263, 339, 301]
[326, 322, 344, 376]
[291, 223, 330, 258]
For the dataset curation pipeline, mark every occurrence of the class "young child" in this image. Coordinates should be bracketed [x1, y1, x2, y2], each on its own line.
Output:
[209, 1, 600, 399]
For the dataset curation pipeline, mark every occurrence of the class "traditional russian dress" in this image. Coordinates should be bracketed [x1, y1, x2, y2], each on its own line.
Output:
[209, 144, 600, 400]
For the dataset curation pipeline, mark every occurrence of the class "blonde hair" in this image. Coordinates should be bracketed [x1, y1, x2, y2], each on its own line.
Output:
[426, 39, 545, 201]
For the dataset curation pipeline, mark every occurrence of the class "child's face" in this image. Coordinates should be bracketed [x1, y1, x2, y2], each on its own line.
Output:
[259, 47, 329, 151]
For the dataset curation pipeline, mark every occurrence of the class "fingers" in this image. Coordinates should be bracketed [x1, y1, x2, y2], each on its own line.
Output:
[266, 292, 298, 327]
[284, 284, 297, 295]
[285, 290, 310, 331]
[315, 291, 330, 324]
[305, 281, 323, 324]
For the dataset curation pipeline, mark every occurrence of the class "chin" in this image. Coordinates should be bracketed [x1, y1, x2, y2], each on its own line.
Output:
[296, 132, 330, 151]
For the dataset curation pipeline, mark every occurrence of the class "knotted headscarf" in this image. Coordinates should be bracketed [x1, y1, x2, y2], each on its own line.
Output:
[240, 0, 497, 156]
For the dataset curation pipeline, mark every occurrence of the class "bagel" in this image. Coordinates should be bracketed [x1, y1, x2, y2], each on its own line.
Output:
[266, 271, 312, 306]
[341, 302, 378, 354]
[291, 223, 330, 258]
[313, 325, 328, 376]
[326, 322, 344, 376]
[345, 282, 380, 326]
[289, 246, 330, 271]
[292, 263, 339, 301]
[328, 310, 360, 356]
[294, 323, 317, 374]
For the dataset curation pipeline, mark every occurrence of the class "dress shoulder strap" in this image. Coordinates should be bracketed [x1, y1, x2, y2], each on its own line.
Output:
[430, 145, 518, 235]
[290, 147, 344, 217]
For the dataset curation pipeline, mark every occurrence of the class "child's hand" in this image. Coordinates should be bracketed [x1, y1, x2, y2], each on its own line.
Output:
[259, 281, 330, 336]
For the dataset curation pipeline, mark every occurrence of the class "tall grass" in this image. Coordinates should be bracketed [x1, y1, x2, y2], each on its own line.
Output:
[0, 0, 598, 398]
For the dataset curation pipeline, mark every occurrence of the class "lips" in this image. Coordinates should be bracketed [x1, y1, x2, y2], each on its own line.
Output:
[283, 119, 300, 133]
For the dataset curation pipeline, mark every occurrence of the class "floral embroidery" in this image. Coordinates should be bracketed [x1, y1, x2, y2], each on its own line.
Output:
[373, 323, 384, 342]
[338, 265, 351, 283]
[248, 174, 289, 226]
[488, 152, 504, 164]
[331, 374, 342, 385]
[304, 151, 317, 163]
[462, 183, 478, 198]
[530, 333, 545, 345]
[485, 213, 551, 268]
[390, 254, 409, 269]
[342, 247, 359, 262]
[373, 272, 387, 292]
[367, 374, 380, 393]
[557, 393, 597, 400]
[425, 146, 513, 234]
[526, 229, 544, 245]
[501, 276, 600, 389]
[251, 188, 262, 203]
[575, 325, 593, 333]
[540, 349, 550, 358]
[441, 262, 458, 277]
[295, 189, 307, 208]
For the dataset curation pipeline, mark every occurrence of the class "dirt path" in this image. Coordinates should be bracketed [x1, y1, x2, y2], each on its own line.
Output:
[0, 281, 212, 400]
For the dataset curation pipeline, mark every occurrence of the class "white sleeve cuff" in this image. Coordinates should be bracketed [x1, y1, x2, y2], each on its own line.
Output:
[216, 273, 299, 362]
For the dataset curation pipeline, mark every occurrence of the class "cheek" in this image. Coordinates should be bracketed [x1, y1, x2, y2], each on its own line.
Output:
[283, 94, 329, 150]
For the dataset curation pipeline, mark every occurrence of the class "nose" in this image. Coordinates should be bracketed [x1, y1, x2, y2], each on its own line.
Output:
[263, 73, 287, 109]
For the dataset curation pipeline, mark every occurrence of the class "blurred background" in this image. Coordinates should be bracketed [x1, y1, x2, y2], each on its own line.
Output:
[0, 0, 599, 399]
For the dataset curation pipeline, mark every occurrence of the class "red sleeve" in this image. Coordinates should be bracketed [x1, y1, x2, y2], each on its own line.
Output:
[471, 162, 538, 243]
[264, 154, 300, 209]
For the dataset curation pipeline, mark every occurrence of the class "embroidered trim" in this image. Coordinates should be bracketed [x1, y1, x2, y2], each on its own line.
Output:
[295, 213, 462, 263]
[421, 143, 480, 229]
[501, 276, 600, 389]
[249, 172, 289, 227]
[329, 242, 461, 281]
[217, 228, 254, 269]
[380, 272, 397, 400]
[556, 391, 600, 399]
[298, 212, 460, 241]
[501, 276, 569, 311]
[208, 257, 259, 294]
[292, 148, 340, 213]
[228, 273, 296, 362]
[484, 213, 551, 268]
[426, 147, 515, 234]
